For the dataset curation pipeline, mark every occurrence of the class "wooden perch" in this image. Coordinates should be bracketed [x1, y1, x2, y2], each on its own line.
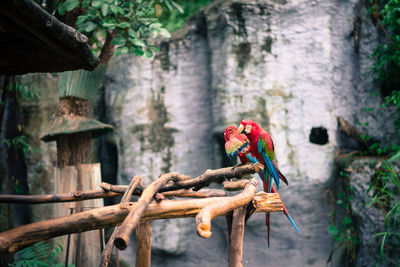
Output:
[0, 192, 282, 253]
[161, 189, 226, 198]
[0, 190, 122, 204]
[196, 178, 258, 238]
[114, 172, 185, 250]
[160, 163, 264, 192]
[223, 180, 249, 191]
[100, 176, 142, 267]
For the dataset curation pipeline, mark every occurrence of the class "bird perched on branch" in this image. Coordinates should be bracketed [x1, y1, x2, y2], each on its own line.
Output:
[224, 123, 299, 246]
[237, 119, 288, 193]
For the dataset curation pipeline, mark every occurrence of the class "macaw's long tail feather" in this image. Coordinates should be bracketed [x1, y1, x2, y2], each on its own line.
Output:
[264, 157, 279, 190]
[272, 161, 288, 185]
[271, 185, 299, 232]
[266, 212, 270, 247]
[287, 215, 299, 232]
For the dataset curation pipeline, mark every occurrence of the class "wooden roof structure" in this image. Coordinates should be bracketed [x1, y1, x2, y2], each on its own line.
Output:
[0, 0, 99, 75]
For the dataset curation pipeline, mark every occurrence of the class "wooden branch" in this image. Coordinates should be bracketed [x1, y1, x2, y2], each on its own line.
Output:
[196, 178, 258, 238]
[161, 189, 226, 198]
[228, 207, 247, 267]
[160, 163, 263, 193]
[0, 192, 282, 253]
[223, 180, 249, 191]
[100, 176, 142, 267]
[99, 31, 116, 65]
[114, 173, 185, 250]
[0, 190, 122, 204]
[135, 221, 152, 267]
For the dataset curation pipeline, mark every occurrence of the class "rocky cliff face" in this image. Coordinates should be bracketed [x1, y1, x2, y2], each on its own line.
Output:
[99, 0, 398, 266]
[7, 0, 399, 266]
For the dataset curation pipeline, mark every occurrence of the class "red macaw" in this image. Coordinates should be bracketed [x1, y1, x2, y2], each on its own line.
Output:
[224, 125, 299, 246]
[237, 119, 288, 193]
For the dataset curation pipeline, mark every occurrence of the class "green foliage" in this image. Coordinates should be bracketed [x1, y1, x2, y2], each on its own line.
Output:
[10, 81, 40, 102]
[57, 0, 173, 57]
[9, 241, 73, 267]
[157, 0, 215, 32]
[327, 170, 359, 265]
[369, 0, 400, 133]
[3, 134, 30, 158]
[367, 158, 400, 265]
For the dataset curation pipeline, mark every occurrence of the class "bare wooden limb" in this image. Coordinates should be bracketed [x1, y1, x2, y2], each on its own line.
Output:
[100, 182, 143, 195]
[135, 221, 152, 267]
[337, 116, 378, 148]
[223, 180, 249, 191]
[196, 178, 258, 238]
[228, 207, 247, 267]
[100, 176, 142, 267]
[0, 190, 121, 204]
[162, 189, 226, 198]
[114, 173, 185, 250]
[0, 192, 281, 253]
[160, 163, 263, 192]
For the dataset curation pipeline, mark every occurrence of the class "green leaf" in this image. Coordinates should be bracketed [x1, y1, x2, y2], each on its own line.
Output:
[150, 23, 163, 29]
[92, 0, 101, 8]
[109, 5, 118, 14]
[158, 28, 171, 38]
[342, 216, 352, 225]
[131, 38, 146, 47]
[102, 22, 116, 29]
[145, 49, 153, 58]
[132, 48, 144, 56]
[111, 36, 126, 45]
[65, 0, 80, 11]
[117, 22, 130, 29]
[82, 21, 97, 32]
[327, 225, 338, 236]
[101, 3, 109, 16]
[76, 15, 88, 26]
[115, 46, 129, 56]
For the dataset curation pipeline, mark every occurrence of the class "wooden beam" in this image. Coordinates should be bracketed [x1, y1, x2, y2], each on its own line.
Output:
[0, 192, 282, 253]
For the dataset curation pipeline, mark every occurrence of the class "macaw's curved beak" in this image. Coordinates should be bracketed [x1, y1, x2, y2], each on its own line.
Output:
[238, 124, 245, 134]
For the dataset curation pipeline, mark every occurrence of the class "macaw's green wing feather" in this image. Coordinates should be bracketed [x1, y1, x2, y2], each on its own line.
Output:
[258, 138, 279, 191]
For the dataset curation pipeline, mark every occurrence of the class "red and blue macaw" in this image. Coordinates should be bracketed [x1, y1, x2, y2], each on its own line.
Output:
[237, 119, 288, 193]
[224, 124, 299, 245]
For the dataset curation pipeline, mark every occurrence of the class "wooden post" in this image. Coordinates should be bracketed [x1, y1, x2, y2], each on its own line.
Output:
[228, 207, 247, 267]
[135, 221, 152, 267]
[53, 163, 103, 266]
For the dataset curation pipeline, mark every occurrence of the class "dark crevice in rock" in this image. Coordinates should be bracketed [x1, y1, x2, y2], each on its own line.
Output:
[309, 126, 329, 145]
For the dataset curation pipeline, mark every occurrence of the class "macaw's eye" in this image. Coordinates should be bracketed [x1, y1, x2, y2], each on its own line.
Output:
[245, 125, 252, 133]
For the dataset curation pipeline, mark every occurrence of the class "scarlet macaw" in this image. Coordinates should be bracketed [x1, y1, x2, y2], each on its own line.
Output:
[237, 119, 288, 193]
[224, 125, 299, 246]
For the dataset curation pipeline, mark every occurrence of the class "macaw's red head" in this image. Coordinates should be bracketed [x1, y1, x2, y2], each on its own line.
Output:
[238, 119, 262, 137]
[224, 126, 238, 141]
